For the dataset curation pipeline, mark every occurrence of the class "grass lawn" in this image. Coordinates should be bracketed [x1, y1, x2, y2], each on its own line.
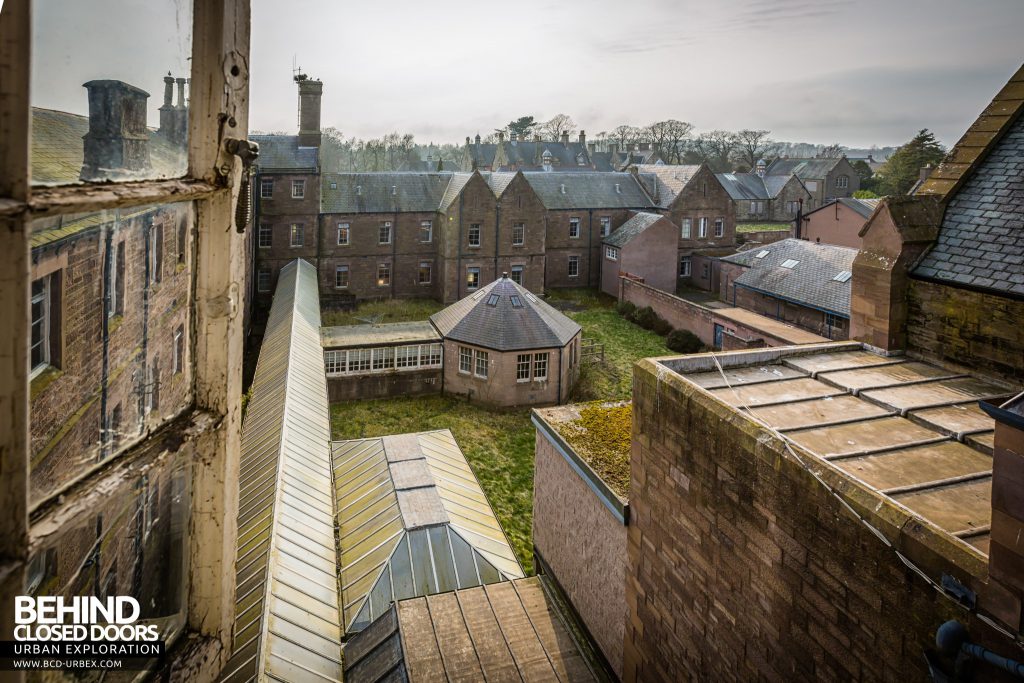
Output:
[322, 298, 443, 327]
[736, 222, 792, 233]
[330, 395, 538, 573]
[328, 288, 670, 573]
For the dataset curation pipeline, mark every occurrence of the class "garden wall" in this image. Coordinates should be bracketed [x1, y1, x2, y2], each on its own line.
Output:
[532, 409, 628, 678]
[326, 368, 441, 402]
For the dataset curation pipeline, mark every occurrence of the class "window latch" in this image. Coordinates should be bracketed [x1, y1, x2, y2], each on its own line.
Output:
[222, 136, 260, 233]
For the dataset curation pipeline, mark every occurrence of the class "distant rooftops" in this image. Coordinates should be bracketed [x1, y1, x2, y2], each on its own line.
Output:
[250, 133, 320, 172]
[716, 171, 804, 201]
[802, 197, 881, 220]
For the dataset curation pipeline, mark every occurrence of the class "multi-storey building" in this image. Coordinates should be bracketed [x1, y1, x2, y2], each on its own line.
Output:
[716, 164, 812, 224]
[765, 155, 861, 207]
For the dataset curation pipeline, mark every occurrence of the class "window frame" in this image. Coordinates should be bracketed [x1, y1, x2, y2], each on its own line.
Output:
[0, 0, 253, 663]
[516, 354, 531, 382]
[698, 217, 708, 238]
[569, 216, 581, 239]
[475, 349, 489, 379]
[291, 179, 305, 199]
[468, 223, 481, 247]
[467, 266, 480, 290]
[289, 223, 305, 247]
[512, 222, 525, 246]
[679, 256, 691, 278]
[510, 265, 524, 285]
[459, 346, 473, 374]
[533, 352, 548, 382]
[337, 222, 350, 246]
[714, 217, 724, 238]
[599, 217, 611, 237]
[335, 265, 350, 289]
[377, 262, 391, 286]
[418, 261, 432, 285]
[606, 246, 618, 261]
[260, 177, 274, 199]
[258, 222, 273, 248]
[379, 221, 392, 245]
[30, 276, 50, 375]
[568, 255, 579, 278]
[420, 220, 432, 243]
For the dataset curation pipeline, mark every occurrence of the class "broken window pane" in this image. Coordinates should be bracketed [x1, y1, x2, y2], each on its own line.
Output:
[31, 0, 194, 185]
[29, 202, 195, 503]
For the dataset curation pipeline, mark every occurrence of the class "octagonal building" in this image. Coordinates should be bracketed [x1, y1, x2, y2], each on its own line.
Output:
[430, 274, 583, 406]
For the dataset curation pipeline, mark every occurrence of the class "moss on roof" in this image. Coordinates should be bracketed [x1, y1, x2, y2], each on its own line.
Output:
[555, 402, 631, 498]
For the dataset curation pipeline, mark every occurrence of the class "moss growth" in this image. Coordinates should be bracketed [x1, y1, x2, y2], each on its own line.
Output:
[30, 365, 62, 400]
[322, 298, 443, 326]
[557, 402, 632, 498]
[736, 222, 792, 233]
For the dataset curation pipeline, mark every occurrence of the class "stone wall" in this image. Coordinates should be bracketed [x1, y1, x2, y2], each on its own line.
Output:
[624, 355, 986, 681]
[907, 278, 1024, 384]
[532, 410, 628, 678]
[327, 368, 441, 402]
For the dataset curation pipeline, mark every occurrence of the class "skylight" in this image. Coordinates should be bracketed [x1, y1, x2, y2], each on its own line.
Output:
[833, 270, 853, 283]
[486, 294, 500, 306]
[510, 296, 523, 308]
[781, 259, 799, 269]
[755, 250, 769, 259]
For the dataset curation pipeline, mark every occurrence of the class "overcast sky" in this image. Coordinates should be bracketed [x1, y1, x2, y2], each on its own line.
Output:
[31, 0, 1024, 149]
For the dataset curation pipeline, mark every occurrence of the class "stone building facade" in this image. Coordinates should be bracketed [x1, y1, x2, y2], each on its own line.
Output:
[798, 197, 880, 248]
[765, 156, 861, 207]
[717, 169, 812, 223]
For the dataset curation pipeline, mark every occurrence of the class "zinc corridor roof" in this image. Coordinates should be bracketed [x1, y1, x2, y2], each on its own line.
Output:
[219, 259, 342, 683]
[666, 342, 1020, 556]
[332, 430, 524, 635]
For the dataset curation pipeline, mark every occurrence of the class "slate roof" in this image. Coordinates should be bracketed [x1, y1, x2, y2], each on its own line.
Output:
[765, 157, 843, 179]
[250, 134, 319, 172]
[332, 430, 523, 634]
[343, 576, 604, 683]
[722, 238, 857, 316]
[717, 172, 771, 200]
[803, 197, 881, 221]
[913, 74, 1024, 297]
[31, 107, 187, 185]
[321, 173, 453, 213]
[603, 212, 666, 247]
[633, 164, 701, 208]
[521, 172, 656, 210]
[430, 276, 581, 351]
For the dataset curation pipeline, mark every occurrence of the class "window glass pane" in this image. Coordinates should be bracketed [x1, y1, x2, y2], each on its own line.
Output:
[26, 453, 191, 648]
[31, 0, 194, 185]
[30, 202, 195, 503]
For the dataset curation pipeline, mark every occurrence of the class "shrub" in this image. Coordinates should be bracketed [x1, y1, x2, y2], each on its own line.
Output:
[666, 329, 703, 354]
[634, 306, 658, 330]
[616, 300, 637, 318]
[651, 316, 672, 336]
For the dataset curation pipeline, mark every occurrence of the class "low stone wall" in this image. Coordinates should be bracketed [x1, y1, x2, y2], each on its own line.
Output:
[738, 228, 792, 245]
[619, 277, 716, 344]
[532, 409, 628, 678]
[327, 368, 441, 402]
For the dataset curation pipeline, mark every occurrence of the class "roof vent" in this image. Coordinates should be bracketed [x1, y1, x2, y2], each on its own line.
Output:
[356, 185, 362, 195]
[560, 184, 566, 194]
[392, 185, 397, 196]
[615, 183, 621, 193]
[502, 272, 508, 279]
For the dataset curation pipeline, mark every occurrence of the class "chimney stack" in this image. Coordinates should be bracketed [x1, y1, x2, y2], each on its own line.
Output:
[159, 73, 175, 136]
[498, 131, 505, 143]
[295, 74, 323, 148]
[578, 130, 586, 146]
[80, 80, 152, 182]
[561, 131, 570, 145]
[756, 159, 767, 177]
[920, 163, 934, 183]
[475, 133, 481, 145]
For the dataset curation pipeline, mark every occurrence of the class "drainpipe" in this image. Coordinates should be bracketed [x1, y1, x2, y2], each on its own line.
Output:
[494, 201, 500, 282]
[392, 209, 398, 299]
[100, 220, 113, 458]
[457, 193, 464, 300]
[587, 209, 593, 287]
[556, 345, 563, 404]
[139, 214, 152, 433]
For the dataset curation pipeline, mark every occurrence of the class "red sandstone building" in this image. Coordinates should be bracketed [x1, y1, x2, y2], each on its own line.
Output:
[798, 196, 881, 248]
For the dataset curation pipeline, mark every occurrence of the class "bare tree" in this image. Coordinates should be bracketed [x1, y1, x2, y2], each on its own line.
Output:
[690, 130, 739, 172]
[646, 119, 694, 164]
[611, 124, 643, 150]
[540, 114, 578, 140]
[734, 129, 778, 169]
[818, 143, 844, 158]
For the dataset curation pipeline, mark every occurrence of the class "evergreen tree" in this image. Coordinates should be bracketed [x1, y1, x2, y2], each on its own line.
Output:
[876, 129, 946, 196]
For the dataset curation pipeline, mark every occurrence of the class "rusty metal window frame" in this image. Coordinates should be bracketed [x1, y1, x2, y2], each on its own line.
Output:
[0, 0, 252, 672]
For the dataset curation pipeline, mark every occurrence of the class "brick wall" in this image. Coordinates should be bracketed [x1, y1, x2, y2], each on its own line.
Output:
[624, 358, 982, 681]
[738, 229, 792, 246]
[731, 286, 848, 340]
[907, 278, 1024, 384]
[327, 368, 441, 402]
[441, 337, 579, 407]
[801, 202, 865, 249]
[532, 411, 627, 677]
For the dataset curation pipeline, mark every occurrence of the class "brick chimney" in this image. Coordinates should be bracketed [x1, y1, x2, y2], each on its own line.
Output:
[979, 393, 1024, 634]
[920, 163, 934, 183]
[159, 73, 175, 135]
[561, 131, 570, 145]
[498, 131, 505, 143]
[158, 73, 188, 145]
[578, 130, 586, 146]
[80, 80, 152, 182]
[295, 74, 323, 148]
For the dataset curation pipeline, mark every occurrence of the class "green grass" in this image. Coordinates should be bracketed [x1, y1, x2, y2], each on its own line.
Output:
[330, 395, 538, 573]
[736, 222, 793, 233]
[322, 298, 443, 326]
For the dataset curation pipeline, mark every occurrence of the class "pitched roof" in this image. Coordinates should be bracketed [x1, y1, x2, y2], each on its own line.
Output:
[633, 164, 702, 207]
[521, 172, 656, 210]
[219, 259, 343, 683]
[31, 107, 187, 185]
[343, 577, 604, 683]
[332, 430, 524, 634]
[250, 134, 319, 172]
[430, 276, 581, 351]
[603, 212, 667, 247]
[722, 238, 857, 316]
[765, 157, 843, 179]
[716, 172, 771, 200]
[321, 172, 453, 213]
[913, 112, 1024, 296]
[803, 197, 881, 221]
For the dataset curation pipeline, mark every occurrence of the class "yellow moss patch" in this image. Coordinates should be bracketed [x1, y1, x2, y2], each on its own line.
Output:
[557, 402, 632, 498]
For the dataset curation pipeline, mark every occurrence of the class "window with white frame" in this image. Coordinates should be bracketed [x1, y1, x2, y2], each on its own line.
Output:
[173, 325, 184, 375]
[512, 222, 525, 246]
[714, 218, 724, 238]
[606, 246, 618, 261]
[291, 179, 305, 198]
[379, 221, 392, 245]
[260, 177, 274, 199]
[569, 217, 581, 238]
[325, 350, 346, 375]
[516, 354, 531, 382]
[510, 265, 523, 285]
[257, 267, 272, 292]
[459, 346, 472, 373]
[681, 218, 691, 239]
[326, 344, 441, 376]
[750, 201, 765, 214]
[600, 217, 611, 237]
[679, 256, 691, 278]
[395, 346, 419, 368]
[418, 261, 432, 284]
[475, 350, 489, 378]
[467, 267, 480, 290]
[533, 353, 548, 381]
[377, 263, 391, 286]
[335, 265, 349, 289]
[468, 223, 481, 247]
[289, 224, 304, 247]
[836, 174, 849, 189]
[698, 217, 708, 238]
[30, 277, 50, 373]
[420, 220, 433, 243]
[258, 223, 272, 248]
[337, 223, 350, 245]
[568, 255, 579, 278]
[373, 347, 395, 371]
[348, 348, 372, 373]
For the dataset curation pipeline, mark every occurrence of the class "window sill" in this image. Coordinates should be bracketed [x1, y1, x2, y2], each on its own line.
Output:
[30, 365, 63, 400]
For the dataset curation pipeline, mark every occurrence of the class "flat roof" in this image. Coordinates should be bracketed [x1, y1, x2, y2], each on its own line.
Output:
[661, 342, 1020, 556]
[321, 320, 440, 349]
[714, 306, 829, 345]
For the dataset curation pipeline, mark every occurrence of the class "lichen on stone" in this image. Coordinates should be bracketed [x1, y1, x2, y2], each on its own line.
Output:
[557, 402, 632, 498]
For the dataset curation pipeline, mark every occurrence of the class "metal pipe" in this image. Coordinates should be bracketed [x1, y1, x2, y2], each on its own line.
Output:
[936, 620, 1024, 679]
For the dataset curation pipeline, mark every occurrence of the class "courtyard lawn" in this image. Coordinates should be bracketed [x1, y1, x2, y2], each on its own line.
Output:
[736, 222, 792, 233]
[330, 395, 538, 573]
[321, 298, 443, 327]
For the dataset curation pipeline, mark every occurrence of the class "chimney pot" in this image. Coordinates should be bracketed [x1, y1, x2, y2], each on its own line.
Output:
[296, 77, 323, 147]
[498, 131, 505, 142]
[466, 136, 471, 146]
[579, 130, 586, 145]
[561, 131, 570, 145]
[392, 185, 397, 195]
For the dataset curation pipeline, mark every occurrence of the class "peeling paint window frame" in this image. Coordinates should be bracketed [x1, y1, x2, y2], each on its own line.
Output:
[568, 255, 580, 278]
